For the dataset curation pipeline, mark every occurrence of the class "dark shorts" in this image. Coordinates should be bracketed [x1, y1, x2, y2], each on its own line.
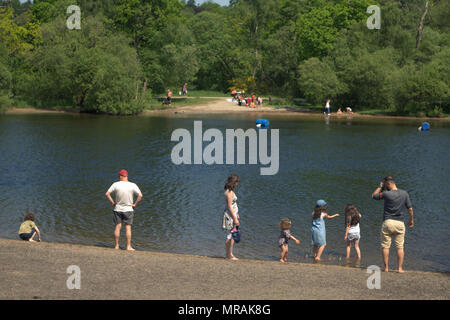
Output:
[19, 228, 36, 241]
[113, 211, 134, 225]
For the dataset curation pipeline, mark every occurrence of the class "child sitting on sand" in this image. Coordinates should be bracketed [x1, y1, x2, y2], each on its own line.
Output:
[18, 213, 41, 242]
[344, 204, 362, 260]
[311, 200, 339, 262]
[279, 218, 300, 263]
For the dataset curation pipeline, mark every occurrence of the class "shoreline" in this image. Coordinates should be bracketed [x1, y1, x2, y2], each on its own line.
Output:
[0, 238, 448, 299]
[3, 99, 449, 122]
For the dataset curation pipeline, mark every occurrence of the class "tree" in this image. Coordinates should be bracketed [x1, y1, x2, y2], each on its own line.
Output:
[21, 16, 144, 114]
[298, 57, 344, 105]
[0, 6, 41, 56]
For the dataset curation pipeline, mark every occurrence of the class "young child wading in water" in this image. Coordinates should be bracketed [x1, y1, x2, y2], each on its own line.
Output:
[344, 204, 362, 261]
[278, 218, 300, 263]
[311, 200, 339, 262]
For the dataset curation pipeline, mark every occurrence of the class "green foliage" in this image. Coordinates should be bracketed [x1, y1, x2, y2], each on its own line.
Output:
[298, 58, 343, 105]
[0, 0, 448, 116]
[0, 61, 13, 110]
[0, 6, 42, 55]
[20, 16, 144, 114]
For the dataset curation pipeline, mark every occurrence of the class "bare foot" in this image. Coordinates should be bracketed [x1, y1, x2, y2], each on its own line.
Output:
[314, 258, 321, 262]
[29, 239, 35, 242]
[280, 259, 285, 263]
[126, 247, 136, 251]
[384, 268, 389, 272]
[114, 246, 120, 250]
[397, 269, 406, 273]
[226, 257, 239, 261]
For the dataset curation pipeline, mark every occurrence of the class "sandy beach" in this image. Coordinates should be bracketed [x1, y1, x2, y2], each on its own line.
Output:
[0, 239, 448, 300]
[143, 98, 450, 122]
[3, 99, 449, 121]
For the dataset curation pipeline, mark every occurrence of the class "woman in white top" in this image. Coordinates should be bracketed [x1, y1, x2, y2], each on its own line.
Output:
[224, 174, 240, 260]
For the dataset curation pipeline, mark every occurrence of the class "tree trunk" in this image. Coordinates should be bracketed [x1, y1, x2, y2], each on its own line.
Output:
[142, 80, 147, 100]
[416, 0, 429, 49]
[252, 24, 259, 79]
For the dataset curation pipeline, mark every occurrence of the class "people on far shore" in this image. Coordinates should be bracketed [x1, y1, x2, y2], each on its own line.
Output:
[279, 218, 301, 263]
[344, 204, 362, 261]
[311, 200, 339, 262]
[106, 169, 143, 251]
[246, 96, 251, 107]
[337, 108, 343, 114]
[18, 213, 41, 242]
[238, 93, 243, 106]
[346, 107, 353, 113]
[223, 174, 240, 260]
[231, 89, 237, 101]
[167, 89, 172, 104]
[325, 99, 331, 115]
[182, 83, 188, 96]
[372, 176, 414, 273]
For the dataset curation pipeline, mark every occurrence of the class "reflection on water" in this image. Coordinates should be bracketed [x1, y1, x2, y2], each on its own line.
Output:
[0, 113, 449, 272]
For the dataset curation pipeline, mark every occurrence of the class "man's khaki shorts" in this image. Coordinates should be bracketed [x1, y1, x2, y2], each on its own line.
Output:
[381, 219, 405, 249]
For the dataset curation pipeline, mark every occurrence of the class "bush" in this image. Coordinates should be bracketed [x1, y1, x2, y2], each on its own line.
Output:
[298, 57, 344, 105]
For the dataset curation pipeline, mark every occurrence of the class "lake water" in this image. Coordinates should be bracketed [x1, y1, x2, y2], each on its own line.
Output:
[0, 112, 449, 273]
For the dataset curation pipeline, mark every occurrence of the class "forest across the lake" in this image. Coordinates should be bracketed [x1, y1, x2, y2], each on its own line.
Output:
[0, 0, 449, 116]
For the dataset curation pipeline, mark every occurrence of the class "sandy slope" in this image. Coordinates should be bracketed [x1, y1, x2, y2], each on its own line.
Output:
[0, 239, 448, 300]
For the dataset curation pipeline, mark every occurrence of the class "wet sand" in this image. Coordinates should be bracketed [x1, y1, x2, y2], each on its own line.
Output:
[0, 239, 448, 300]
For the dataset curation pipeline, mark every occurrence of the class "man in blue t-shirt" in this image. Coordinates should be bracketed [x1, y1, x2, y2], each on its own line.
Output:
[372, 176, 414, 273]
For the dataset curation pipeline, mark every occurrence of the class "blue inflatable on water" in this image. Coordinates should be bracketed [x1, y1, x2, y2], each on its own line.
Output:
[256, 119, 269, 128]
[419, 122, 430, 131]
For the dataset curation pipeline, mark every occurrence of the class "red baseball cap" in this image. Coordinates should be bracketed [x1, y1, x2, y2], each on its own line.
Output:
[118, 169, 128, 177]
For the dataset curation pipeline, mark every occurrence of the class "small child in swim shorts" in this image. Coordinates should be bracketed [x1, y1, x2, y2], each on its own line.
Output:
[18, 213, 41, 242]
[279, 218, 300, 263]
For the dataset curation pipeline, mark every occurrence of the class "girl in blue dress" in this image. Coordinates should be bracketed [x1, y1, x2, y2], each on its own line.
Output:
[311, 200, 339, 262]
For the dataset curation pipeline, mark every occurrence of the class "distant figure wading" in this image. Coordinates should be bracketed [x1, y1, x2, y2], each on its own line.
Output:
[106, 169, 143, 251]
[325, 99, 331, 115]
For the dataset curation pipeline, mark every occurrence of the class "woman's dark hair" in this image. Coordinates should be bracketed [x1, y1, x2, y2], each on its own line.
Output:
[224, 174, 239, 191]
[313, 205, 326, 219]
[24, 213, 35, 221]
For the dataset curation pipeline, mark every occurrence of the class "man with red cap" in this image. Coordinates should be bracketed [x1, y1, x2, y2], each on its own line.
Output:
[105, 169, 143, 251]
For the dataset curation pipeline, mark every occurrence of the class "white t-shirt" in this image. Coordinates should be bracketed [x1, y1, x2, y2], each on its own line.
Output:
[107, 181, 142, 212]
